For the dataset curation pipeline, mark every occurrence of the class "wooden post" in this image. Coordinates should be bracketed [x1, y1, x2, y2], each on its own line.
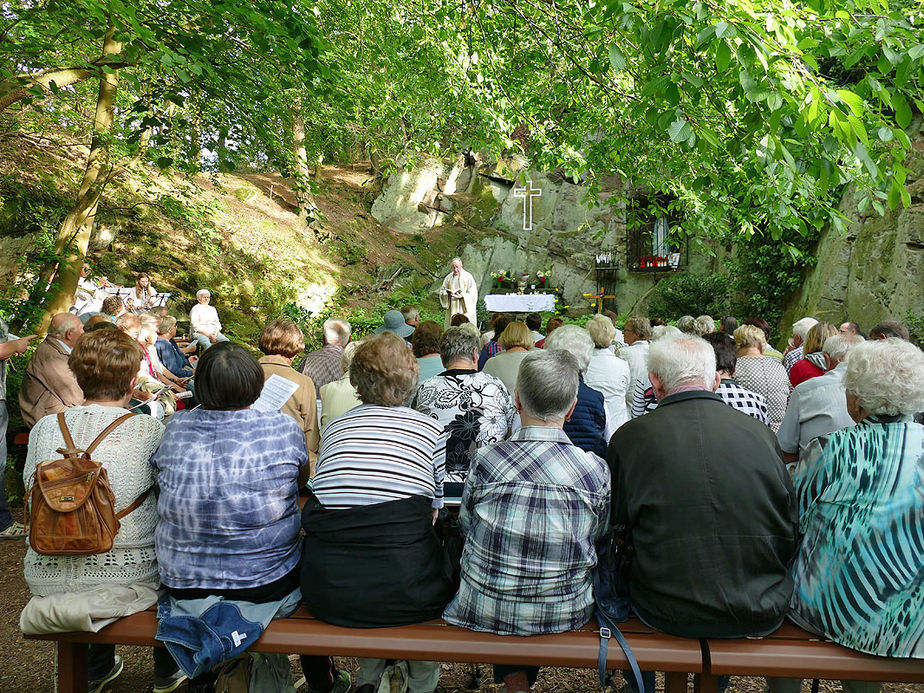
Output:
[57, 641, 89, 693]
[665, 671, 688, 693]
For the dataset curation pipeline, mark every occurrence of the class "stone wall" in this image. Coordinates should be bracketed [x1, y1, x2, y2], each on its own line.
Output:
[782, 118, 924, 331]
[371, 154, 719, 315]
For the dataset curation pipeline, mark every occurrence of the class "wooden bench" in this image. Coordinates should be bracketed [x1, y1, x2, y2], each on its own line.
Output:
[27, 607, 703, 693]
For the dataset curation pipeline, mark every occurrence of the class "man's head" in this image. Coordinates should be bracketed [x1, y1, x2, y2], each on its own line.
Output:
[822, 333, 864, 370]
[791, 317, 818, 347]
[623, 316, 652, 345]
[48, 313, 84, 347]
[451, 257, 463, 275]
[491, 314, 512, 342]
[515, 349, 579, 426]
[196, 289, 211, 305]
[321, 318, 351, 347]
[544, 324, 594, 373]
[839, 321, 861, 336]
[647, 336, 718, 401]
[602, 309, 619, 327]
[439, 325, 480, 369]
[720, 316, 738, 337]
[85, 315, 116, 331]
[525, 312, 542, 332]
[401, 305, 420, 327]
[115, 313, 142, 340]
[544, 316, 565, 339]
[702, 332, 737, 377]
[869, 319, 910, 342]
[158, 315, 178, 338]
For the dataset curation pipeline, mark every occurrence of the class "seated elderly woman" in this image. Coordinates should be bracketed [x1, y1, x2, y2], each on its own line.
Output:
[768, 338, 924, 693]
[412, 320, 445, 383]
[21, 328, 182, 693]
[482, 320, 534, 395]
[318, 341, 362, 430]
[543, 324, 610, 457]
[258, 319, 320, 478]
[788, 321, 837, 388]
[152, 342, 347, 693]
[302, 332, 453, 693]
[584, 314, 630, 429]
[733, 324, 791, 433]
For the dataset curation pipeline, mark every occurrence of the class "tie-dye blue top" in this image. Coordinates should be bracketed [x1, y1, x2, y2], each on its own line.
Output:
[790, 416, 924, 658]
[151, 408, 308, 591]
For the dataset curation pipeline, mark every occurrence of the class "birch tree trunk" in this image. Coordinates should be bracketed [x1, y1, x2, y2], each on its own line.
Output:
[34, 27, 121, 335]
[291, 108, 323, 239]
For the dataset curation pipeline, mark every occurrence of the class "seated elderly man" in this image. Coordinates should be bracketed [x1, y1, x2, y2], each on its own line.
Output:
[777, 333, 863, 463]
[188, 289, 229, 353]
[869, 319, 910, 341]
[155, 316, 194, 378]
[443, 350, 610, 693]
[543, 325, 610, 457]
[299, 318, 351, 397]
[607, 336, 798, 693]
[412, 325, 516, 498]
[783, 317, 818, 372]
[18, 313, 84, 427]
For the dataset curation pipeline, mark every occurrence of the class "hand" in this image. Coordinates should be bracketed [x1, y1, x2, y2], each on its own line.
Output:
[134, 389, 154, 401]
[432, 508, 440, 525]
[12, 335, 36, 355]
[208, 334, 217, 344]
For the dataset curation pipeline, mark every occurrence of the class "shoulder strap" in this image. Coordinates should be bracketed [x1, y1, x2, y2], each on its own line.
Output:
[85, 413, 135, 455]
[115, 488, 151, 520]
[56, 413, 78, 456]
[597, 608, 646, 693]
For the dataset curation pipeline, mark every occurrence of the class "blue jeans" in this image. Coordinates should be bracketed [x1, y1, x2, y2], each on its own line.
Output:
[192, 332, 229, 353]
[0, 400, 12, 530]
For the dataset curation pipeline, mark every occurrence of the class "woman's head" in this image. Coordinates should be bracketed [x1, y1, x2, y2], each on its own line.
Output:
[449, 313, 470, 327]
[734, 324, 767, 350]
[259, 319, 305, 359]
[196, 289, 211, 304]
[586, 314, 616, 348]
[101, 295, 123, 317]
[804, 321, 837, 355]
[136, 272, 150, 291]
[411, 320, 443, 358]
[195, 342, 265, 410]
[68, 329, 143, 401]
[844, 338, 924, 419]
[498, 321, 534, 350]
[349, 332, 419, 406]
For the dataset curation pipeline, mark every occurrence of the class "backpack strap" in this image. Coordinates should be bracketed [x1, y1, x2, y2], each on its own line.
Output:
[84, 412, 136, 455]
[115, 488, 151, 520]
[597, 608, 645, 693]
[56, 412, 81, 458]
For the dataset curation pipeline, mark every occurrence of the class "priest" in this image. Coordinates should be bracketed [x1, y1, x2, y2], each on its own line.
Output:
[439, 257, 478, 328]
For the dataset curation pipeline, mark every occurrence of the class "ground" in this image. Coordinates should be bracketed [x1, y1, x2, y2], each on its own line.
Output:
[0, 509, 920, 693]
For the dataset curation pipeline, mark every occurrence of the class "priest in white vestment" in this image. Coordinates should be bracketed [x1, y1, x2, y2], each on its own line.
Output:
[439, 257, 478, 328]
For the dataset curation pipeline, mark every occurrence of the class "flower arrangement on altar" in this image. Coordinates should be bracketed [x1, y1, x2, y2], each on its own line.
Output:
[535, 270, 549, 286]
[491, 269, 509, 282]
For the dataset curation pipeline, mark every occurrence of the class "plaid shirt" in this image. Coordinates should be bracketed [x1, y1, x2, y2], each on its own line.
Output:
[783, 345, 804, 373]
[298, 343, 344, 396]
[443, 426, 610, 635]
[716, 379, 770, 425]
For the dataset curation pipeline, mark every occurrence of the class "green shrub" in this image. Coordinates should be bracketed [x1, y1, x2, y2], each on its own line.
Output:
[647, 271, 731, 320]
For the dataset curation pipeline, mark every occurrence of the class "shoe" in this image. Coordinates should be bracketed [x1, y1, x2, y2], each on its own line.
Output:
[0, 521, 26, 540]
[313, 669, 350, 693]
[153, 668, 188, 693]
[88, 655, 123, 693]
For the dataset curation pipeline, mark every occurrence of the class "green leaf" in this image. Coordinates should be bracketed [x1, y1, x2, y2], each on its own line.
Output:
[854, 140, 877, 178]
[667, 118, 693, 143]
[155, 156, 173, 169]
[893, 94, 912, 128]
[835, 89, 863, 117]
[909, 44, 924, 61]
[715, 41, 731, 72]
[608, 45, 625, 72]
[877, 126, 893, 142]
[681, 71, 703, 89]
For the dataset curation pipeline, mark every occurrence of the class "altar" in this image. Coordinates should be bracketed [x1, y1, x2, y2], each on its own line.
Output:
[483, 293, 556, 313]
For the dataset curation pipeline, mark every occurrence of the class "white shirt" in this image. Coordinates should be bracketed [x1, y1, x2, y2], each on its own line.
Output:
[584, 347, 630, 430]
[190, 303, 221, 335]
[616, 340, 649, 411]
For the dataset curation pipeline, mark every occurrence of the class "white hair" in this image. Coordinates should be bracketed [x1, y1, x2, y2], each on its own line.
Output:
[196, 289, 211, 299]
[844, 338, 924, 417]
[516, 350, 579, 421]
[822, 333, 864, 363]
[647, 336, 717, 393]
[652, 324, 683, 342]
[586, 314, 616, 348]
[693, 315, 715, 336]
[792, 317, 818, 339]
[677, 315, 695, 333]
[544, 324, 594, 372]
[322, 318, 351, 346]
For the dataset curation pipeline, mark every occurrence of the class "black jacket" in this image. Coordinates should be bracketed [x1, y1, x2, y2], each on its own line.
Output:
[607, 390, 798, 638]
[300, 493, 456, 627]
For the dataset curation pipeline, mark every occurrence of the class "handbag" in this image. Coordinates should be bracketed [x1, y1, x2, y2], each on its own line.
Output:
[593, 523, 645, 693]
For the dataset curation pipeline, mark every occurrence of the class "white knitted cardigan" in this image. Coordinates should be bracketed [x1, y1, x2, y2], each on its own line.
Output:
[23, 405, 164, 596]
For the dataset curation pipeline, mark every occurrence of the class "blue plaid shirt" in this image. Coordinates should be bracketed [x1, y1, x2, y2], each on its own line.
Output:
[443, 426, 610, 634]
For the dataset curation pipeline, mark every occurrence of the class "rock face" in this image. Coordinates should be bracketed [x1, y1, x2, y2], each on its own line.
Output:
[371, 155, 713, 316]
[782, 119, 924, 331]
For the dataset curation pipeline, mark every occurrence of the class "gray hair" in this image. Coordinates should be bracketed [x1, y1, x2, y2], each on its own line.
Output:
[48, 313, 81, 338]
[439, 325, 480, 364]
[652, 324, 683, 342]
[544, 324, 594, 372]
[677, 315, 696, 333]
[196, 288, 211, 299]
[844, 338, 924, 416]
[792, 317, 818, 339]
[693, 315, 715, 336]
[516, 350, 579, 422]
[400, 305, 420, 322]
[341, 340, 360, 372]
[322, 318, 351, 346]
[647, 336, 717, 393]
[822, 333, 864, 363]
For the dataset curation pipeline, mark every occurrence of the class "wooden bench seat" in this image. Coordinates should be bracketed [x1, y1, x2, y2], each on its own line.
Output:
[704, 624, 924, 683]
[27, 607, 703, 693]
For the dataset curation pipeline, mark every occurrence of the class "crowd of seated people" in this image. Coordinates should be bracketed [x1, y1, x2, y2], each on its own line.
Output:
[12, 301, 924, 693]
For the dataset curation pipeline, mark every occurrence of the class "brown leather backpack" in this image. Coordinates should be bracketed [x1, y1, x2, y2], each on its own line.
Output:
[27, 412, 150, 556]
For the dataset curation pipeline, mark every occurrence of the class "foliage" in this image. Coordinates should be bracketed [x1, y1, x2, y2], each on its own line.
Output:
[647, 270, 732, 319]
[906, 306, 924, 349]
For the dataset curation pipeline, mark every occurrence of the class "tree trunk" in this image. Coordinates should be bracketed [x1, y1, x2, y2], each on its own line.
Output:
[33, 27, 122, 335]
[291, 107, 323, 239]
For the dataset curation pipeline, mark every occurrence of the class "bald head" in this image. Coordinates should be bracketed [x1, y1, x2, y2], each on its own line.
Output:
[48, 313, 84, 346]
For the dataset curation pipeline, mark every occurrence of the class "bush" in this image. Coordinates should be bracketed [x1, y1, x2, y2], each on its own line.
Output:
[647, 271, 731, 320]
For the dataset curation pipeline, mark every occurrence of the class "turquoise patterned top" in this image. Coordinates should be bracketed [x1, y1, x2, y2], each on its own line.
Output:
[790, 415, 924, 658]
